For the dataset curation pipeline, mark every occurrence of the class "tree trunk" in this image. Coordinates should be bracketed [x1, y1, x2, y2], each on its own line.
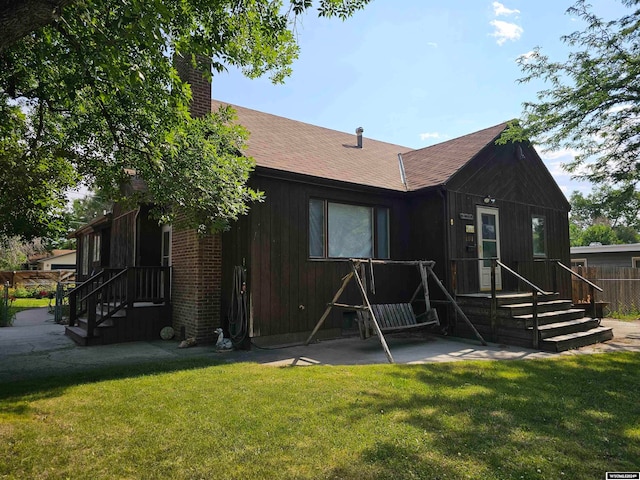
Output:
[0, 0, 76, 51]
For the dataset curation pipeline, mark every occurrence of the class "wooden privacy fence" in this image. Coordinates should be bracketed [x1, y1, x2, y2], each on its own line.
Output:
[0, 270, 75, 288]
[572, 266, 640, 314]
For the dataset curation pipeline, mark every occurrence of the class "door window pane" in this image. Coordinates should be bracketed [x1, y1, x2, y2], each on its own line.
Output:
[482, 214, 496, 240]
[482, 240, 498, 267]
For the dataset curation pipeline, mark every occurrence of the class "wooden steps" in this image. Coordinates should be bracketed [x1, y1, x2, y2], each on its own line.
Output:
[455, 293, 613, 352]
[540, 326, 614, 352]
[536, 318, 600, 339]
[65, 304, 171, 346]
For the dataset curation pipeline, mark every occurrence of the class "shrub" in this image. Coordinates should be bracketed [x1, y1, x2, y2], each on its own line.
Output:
[13, 286, 30, 298]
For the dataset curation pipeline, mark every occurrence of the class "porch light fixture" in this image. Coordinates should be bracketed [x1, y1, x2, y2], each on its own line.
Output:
[483, 195, 495, 204]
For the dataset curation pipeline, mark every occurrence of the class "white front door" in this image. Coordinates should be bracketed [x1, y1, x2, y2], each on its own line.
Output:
[477, 206, 502, 291]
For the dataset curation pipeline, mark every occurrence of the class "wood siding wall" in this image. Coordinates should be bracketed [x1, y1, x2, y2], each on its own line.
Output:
[110, 205, 137, 268]
[220, 141, 572, 341]
[74, 226, 111, 281]
[445, 142, 571, 297]
[222, 175, 414, 342]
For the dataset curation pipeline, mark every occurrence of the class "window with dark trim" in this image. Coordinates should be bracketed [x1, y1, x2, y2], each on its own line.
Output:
[532, 215, 547, 257]
[309, 199, 390, 259]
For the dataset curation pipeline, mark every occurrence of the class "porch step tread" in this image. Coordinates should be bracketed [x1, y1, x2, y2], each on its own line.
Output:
[500, 300, 572, 309]
[540, 326, 614, 352]
[533, 318, 601, 339]
[536, 318, 599, 331]
[65, 325, 88, 337]
[512, 308, 584, 320]
[64, 326, 89, 346]
[542, 325, 612, 342]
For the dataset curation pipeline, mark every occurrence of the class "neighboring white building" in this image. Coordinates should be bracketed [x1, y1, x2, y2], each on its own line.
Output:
[37, 250, 77, 271]
[570, 243, 640, 268]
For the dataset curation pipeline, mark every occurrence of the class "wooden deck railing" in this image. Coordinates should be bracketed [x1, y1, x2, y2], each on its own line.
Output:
[68, 266, 171, 338]
[494, 259, 548, 349]
[451, 257, 549, 348]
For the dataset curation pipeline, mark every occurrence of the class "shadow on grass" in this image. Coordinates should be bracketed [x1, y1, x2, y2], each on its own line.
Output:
[0, 356, 226, 412]
[327, 352, 640, 479]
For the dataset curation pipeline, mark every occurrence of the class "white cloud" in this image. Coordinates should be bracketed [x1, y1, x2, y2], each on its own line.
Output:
[490, 20, 523, 45]
[493, 2, 520, 17]
[419, 132, 443, 141]
[540, 148, 580, 161]
[426, 42, 438, 48]
[542, 160, 569, 177]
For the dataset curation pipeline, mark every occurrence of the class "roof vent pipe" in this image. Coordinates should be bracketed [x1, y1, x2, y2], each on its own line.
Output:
[356, 127, 364, 148]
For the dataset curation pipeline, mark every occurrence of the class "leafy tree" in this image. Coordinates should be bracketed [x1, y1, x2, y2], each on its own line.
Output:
[613, 225, 640, 243]
[577, 224, 621, 246]
[570, 187, 640, 230]
[67, 190, 113, 229]
[0, 237, 48, 271]
[0, 0, 370, 239]
[569, 222, 583, 247]
[0, 104, 77, 239]
[500, 0, 640, 188]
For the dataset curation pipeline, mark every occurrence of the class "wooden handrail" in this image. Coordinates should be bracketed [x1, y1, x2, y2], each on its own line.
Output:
[556, 261, 603, 292]
[66, 269, 106, 296]
[496, 260, 547, 295]
[80, 268, 128, 304]
[489, 259, 546, 348]
[70, 266, 170, 335]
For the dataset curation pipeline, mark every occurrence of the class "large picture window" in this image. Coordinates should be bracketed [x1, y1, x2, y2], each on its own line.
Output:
[309, 199, 390, 259]
[532, 215, 547, 257]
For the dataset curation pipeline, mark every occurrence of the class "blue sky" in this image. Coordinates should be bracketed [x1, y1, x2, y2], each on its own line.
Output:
[212, 0, 629, 199]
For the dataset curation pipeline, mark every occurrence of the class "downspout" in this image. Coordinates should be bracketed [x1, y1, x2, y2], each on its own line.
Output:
[133, 206, 140, 267]
[440, 186, 452, 289]
[397, 153, 408, 191]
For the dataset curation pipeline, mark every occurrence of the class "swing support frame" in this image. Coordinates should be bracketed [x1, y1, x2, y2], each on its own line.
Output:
[304, 259, 486, 363]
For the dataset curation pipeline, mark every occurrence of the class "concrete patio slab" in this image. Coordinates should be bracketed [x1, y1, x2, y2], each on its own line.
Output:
[1, 308, 638, 382]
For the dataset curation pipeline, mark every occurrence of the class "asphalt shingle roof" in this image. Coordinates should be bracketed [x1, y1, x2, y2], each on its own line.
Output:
[400, 122, 509, 190]
[213, 100, 508, 192]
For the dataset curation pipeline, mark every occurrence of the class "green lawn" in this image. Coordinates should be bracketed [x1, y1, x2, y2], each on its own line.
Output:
[9, 297, 50, 310]
[1, 353, 639, 479]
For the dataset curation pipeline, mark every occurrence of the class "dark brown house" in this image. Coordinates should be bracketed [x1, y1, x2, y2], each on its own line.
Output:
[67, 66, 612, 351]
[216, 102, 574, 346]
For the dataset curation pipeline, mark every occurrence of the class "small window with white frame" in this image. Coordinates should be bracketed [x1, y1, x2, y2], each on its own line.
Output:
[632, 257, 640, 268]
[571, 258, 587, 268]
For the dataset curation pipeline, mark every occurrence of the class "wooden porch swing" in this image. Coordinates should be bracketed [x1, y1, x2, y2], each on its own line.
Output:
[305, 259, 486, 363]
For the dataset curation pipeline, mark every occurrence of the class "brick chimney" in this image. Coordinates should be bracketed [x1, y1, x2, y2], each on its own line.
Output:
[171, 53, 222, 344]
[174, 53, 212, 118]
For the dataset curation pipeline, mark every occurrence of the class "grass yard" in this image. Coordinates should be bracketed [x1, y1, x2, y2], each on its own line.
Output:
[9, 297, 50, 311]
[1, 352, 639, 479]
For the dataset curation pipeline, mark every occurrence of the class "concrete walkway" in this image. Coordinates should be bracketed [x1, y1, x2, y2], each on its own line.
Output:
[1, 307, 639, 382]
